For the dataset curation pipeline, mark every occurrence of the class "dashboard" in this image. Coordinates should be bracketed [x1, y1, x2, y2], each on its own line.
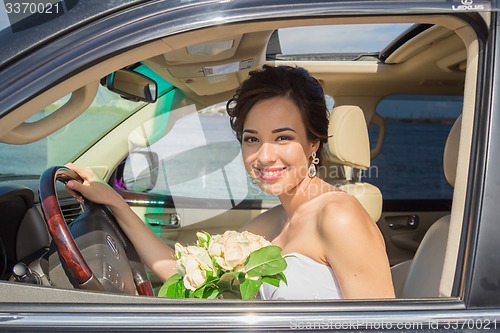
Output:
[0, 178, 82, 281]
[0, 177, 139, 295]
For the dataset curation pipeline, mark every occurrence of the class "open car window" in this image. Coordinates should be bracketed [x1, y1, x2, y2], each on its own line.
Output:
[2, 2, 500, 331]
[367, 95, 463, 200]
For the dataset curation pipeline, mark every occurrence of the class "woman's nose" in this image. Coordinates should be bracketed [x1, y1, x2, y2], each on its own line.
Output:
[256, 142, 277, 164]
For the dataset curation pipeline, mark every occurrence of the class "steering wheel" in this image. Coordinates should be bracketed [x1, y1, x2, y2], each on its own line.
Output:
[39, 166, 154, 296]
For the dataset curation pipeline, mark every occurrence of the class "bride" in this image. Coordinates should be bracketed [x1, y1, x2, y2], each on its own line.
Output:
[66, 65, 395, 300]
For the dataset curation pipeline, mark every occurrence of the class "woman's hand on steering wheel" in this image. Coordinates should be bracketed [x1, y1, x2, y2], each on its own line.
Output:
[65, 163, 123, 208]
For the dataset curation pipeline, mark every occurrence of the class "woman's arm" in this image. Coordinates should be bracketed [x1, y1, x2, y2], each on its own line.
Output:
[318, 195, 395, 299]
[65, 163, 177, 282]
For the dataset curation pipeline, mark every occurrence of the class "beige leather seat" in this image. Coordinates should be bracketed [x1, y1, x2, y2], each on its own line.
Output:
[391, 115, 462, 298]
[321, 105, 383, 222]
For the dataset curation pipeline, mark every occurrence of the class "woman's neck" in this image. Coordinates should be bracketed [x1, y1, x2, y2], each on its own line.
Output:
[278, 176, 324, 218]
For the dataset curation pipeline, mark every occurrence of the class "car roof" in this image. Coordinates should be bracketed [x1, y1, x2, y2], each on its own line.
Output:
[0, 0, 496, 69]
[0, 0, 145, 68]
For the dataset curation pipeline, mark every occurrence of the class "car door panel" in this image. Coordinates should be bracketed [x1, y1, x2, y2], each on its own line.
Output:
[378, 209, 450, 266]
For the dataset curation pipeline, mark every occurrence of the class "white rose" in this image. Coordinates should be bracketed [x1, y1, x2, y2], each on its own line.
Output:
[208, 231, 271, 271]
[175, 244, 215, 291]
[242, 231, 272, 252]
[222, 235, 251, 270]
[183, 268, 206, 291]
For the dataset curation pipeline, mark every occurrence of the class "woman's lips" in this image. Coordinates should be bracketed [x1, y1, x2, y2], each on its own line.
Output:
[255, 167, 286, 182]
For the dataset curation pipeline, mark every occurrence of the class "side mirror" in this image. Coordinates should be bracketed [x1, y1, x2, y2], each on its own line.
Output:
[122, 151, 159, 192]
[105, 69, 157, 103]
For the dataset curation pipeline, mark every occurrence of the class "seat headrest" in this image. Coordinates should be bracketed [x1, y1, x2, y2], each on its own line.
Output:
[325, 105, 370, 170]
[443, 115, 461, 187]
[340, 183, 382, 222]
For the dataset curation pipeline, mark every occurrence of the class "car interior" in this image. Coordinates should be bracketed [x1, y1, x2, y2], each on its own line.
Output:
[0, 12, 483, 302]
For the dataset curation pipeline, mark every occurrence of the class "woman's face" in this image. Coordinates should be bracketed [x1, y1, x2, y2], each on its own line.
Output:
[241, 96, 319, 196]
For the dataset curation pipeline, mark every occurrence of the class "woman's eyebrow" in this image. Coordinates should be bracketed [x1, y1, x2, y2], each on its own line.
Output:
[242, 129, 258, 134]
[272, 127, 296, 133]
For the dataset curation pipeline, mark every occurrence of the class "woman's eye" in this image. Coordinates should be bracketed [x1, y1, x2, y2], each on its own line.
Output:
[243, 136, 258, 143]
[277, 135, 292, 141]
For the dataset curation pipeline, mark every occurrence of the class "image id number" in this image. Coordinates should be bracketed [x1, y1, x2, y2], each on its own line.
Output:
[5, 2, 60, 14]
[441, 319, 497, 330]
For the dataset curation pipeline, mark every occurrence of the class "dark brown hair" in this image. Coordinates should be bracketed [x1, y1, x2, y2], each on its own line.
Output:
[227, 65, 329, 160]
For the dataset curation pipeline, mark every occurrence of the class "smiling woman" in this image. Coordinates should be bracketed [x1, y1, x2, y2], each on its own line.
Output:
[228, 65, 394, 299]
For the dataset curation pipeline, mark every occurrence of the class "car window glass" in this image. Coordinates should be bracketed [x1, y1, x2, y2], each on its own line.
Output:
[365, 95, 463, 200]
[118, 102, 278, 204]
[276, 24, 413, 55]
[0, 86, 143, 177]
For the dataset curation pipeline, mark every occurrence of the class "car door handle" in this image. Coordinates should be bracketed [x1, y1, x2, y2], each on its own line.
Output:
[147, 213, 181, 228]
[387, 215, 419, 230]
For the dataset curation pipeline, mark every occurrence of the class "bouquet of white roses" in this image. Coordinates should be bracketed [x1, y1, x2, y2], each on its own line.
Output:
[158, 230, 287, 300]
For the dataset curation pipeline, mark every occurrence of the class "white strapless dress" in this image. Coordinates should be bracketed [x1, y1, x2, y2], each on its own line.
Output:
[259, 253, 343, 300]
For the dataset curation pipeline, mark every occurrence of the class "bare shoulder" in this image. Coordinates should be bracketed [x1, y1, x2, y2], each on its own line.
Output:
[316, 193, 394, 299]
[239, 204, 284, 240]
[317, 192, 378, 242]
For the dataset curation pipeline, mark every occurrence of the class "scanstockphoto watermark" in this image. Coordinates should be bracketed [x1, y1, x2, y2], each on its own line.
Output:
[290, 319, 499, 330]
[247, 164, 380, 197]
[290, 319, 425, 331]
[317, 164, 379, 181]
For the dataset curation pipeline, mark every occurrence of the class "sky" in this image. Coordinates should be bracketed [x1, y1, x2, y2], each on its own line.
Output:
[278, 24, 412, 54]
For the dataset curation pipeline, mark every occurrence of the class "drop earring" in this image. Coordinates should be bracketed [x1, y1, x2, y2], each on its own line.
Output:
[308, 151, 320, 178]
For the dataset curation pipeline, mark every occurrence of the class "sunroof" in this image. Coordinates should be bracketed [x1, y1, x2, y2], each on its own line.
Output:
[275, 24, 413, 56]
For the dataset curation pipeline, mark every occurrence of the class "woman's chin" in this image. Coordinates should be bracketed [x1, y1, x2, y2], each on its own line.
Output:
[257, 182, 295, 197]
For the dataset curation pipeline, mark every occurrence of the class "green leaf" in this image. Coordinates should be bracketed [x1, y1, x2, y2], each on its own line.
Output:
[192, 284, 206, 298]
[204, 273, 219, 285]
[203, 287, 220, 299]
[218, 272, 242, 292]
[189, 273, 221, 299]
[261, 272, 287, 287]
[162, 273, 183, 288]
[245, 246, 287, 277]
[261, 276, 281, 287]
[216, 272, 245, 299]
[220, 290, 242, 299]
[158, 284, 169, 298]
[158, 273, 184, 298]
[165, 279, 188, 298]
[276, 271, 287, 285]
[240, 278, 263, 300]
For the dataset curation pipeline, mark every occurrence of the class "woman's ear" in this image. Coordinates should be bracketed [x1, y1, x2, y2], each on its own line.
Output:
[311, 140, 321, 153]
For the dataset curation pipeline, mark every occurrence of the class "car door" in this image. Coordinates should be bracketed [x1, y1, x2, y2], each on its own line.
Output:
[1, 1, 500, 331]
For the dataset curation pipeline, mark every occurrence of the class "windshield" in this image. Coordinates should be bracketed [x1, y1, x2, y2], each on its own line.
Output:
[0, 62, 173, 178]
[0, 87, 144, 178]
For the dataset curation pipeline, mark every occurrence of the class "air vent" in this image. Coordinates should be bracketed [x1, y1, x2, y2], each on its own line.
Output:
[60, 200, 84, 223]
